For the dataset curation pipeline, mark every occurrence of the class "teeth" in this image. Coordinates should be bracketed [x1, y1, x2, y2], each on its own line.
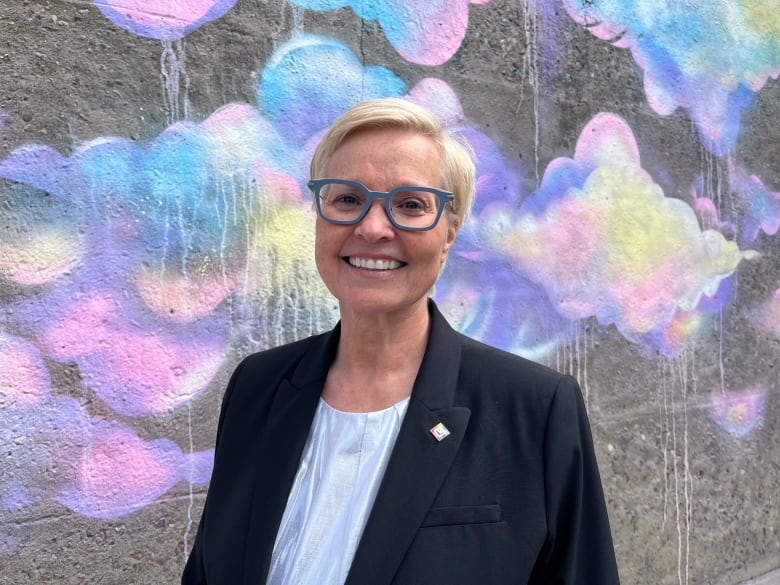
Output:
[348, 257, 402, 270]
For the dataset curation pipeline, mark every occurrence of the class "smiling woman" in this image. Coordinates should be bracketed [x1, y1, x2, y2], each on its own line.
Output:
[182, 99, 621, 585]
[313, 126, 458, 326]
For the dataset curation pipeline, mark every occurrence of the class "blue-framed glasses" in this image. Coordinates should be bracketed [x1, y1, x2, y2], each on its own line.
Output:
[308, 179, 454, 232]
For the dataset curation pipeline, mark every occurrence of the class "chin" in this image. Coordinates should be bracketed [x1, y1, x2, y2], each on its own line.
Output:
[338, 294, 428, 316]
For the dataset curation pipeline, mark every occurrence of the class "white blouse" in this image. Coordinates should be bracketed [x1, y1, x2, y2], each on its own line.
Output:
[266, 396, 410, 585]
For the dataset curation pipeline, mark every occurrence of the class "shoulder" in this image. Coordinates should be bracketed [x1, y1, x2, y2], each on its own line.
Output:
[218, 329, 333, 414]
[452, 330, 585, 426]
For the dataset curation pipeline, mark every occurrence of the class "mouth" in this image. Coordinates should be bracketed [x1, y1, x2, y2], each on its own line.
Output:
[345, 256, 405, 271]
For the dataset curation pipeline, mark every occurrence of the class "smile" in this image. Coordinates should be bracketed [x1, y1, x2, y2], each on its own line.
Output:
[347, 257, 404, 270]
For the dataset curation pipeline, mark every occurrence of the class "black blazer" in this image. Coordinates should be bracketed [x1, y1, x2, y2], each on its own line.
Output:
[183, 302, 620, 584]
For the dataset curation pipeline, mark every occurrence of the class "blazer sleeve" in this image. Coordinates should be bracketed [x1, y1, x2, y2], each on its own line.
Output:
[181, 358, 249, 585]
[529, 375, 621, 585]
[181, 520, 207, 585]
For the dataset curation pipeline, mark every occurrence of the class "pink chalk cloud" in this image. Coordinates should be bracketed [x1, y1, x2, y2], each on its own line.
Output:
[56, 419, 212, 519]
[94, 0, 238, 40]
[42, 291, 227, 417]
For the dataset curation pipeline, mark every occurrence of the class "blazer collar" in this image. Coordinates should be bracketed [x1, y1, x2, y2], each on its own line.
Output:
[240, 325, 340, 583]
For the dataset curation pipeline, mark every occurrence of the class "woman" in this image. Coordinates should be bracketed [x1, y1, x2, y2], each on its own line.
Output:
[182, 98, 620, 584]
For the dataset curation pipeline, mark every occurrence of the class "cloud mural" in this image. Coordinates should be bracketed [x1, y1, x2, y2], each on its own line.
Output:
[564, 0, 780, 155]
[0, 36, 520, 519]
[2, 0, 779, 580]
[0, 24, 775, 548]
[289, 0, 491, 65]
[488, 113, 757, 354]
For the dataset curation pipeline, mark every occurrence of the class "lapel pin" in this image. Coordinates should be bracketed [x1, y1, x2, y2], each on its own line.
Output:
[429, 422, 451, 442]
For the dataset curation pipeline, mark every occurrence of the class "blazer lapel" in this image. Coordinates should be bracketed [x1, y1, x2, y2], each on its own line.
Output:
[240, 325, 340, 584]
[345, 302, 470, 585]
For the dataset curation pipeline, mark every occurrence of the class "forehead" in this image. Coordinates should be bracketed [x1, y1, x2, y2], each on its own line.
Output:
[326, 127, 442, 186]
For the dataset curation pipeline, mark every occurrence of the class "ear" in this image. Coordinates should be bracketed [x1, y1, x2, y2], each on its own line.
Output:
[440, 217, 459, 262]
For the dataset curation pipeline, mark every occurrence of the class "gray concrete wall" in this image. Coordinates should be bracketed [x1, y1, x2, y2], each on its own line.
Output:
[1, 1, 778, 584]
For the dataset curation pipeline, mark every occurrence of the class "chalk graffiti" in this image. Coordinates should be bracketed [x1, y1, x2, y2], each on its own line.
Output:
[710, 388, 767, 439]
[485, 113, 757, 355]
[563, 0, 780, 156]
[93, 0, 238, 40]
[289, 0, 492, 65]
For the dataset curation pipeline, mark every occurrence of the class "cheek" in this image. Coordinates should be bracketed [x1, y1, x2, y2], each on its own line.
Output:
[314, 220, 347, 273]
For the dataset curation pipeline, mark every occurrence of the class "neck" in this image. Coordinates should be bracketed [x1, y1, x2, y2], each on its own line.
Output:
[322, 300, 432, 412]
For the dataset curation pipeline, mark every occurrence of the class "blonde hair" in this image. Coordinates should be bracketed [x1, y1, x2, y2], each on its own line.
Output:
[310, 98, 476, 228]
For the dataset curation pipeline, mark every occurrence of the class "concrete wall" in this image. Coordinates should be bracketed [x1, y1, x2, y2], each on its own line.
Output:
[1, 1, 778, 583]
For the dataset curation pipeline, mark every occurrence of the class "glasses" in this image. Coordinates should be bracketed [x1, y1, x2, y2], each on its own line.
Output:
[308, 179, 454, 232]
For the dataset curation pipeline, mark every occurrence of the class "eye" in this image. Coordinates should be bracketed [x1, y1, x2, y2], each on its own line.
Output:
[334, 192, 362, 206]
[323, 186, 366, 209]
[391, 191, 435, 215]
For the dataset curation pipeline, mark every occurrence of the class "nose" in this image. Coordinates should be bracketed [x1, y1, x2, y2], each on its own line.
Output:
[354, 198, 395, 240]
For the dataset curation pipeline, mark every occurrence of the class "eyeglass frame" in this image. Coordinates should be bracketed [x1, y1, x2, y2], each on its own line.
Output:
[307, 178, 455, 232]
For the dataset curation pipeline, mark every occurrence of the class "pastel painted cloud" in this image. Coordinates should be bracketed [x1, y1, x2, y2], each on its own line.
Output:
[289, 0, 491, 66]
[490, 113, 757, 352]
[93, 0, 238, 40]
[2, 102, 338, 416]
[258, 35, 406, 153]
[1, 37, 408, 518]
[710, 388, 767, 438]
[56, 419, 212, 519]
[564, 0, 780, 155]
[0, 378, 212, 517]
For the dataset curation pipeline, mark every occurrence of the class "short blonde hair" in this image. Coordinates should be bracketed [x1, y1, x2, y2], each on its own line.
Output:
[310, 98, 476, 228]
